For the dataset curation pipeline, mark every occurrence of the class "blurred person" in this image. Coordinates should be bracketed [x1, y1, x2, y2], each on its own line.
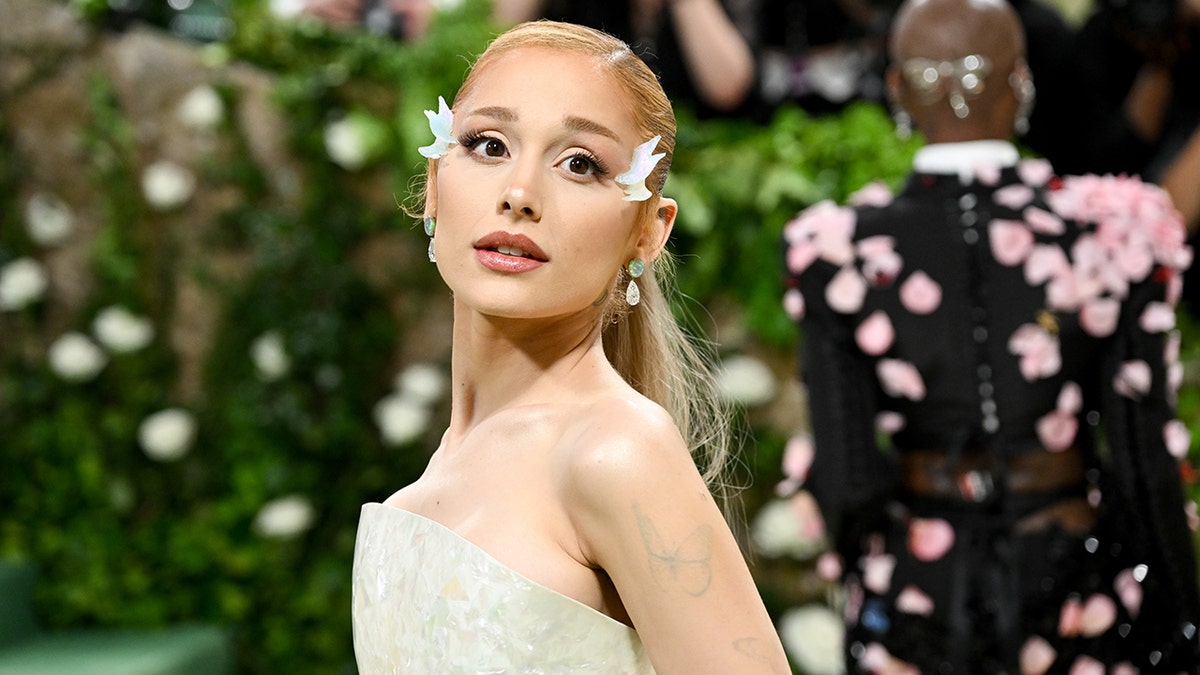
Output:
[492, 0, 760, 117]
[300, 0, 439, 40]
[782, 0, 1200, 672]
[351, 20, 791, 673]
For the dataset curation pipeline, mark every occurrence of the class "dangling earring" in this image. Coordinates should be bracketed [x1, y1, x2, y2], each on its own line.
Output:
[423, 215, 436, 263]
[1010, 71, 1036, 136]
[625, 258, 645, 307]
[893, 109, 912, 141]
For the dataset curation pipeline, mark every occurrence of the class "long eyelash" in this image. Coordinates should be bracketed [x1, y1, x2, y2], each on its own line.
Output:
[572, 150, 610, 176]
[456, 131, 486, 148]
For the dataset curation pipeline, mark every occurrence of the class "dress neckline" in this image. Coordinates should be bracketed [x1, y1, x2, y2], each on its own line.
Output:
[362, 502, 637, 632]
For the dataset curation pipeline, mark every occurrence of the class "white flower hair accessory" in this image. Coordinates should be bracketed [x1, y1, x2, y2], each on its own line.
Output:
[418, 96, 455, 159]
[616, 135, 665, 202]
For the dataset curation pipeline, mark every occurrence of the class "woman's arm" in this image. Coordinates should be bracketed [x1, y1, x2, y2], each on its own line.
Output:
[663, 0, 756, 111]
[563, 398, 790, 674]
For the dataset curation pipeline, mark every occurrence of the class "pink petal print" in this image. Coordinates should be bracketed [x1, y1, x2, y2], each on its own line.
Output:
[1166, 330, 1182, 365]
[781, 434, 815, 483]
[786, 240, 819, 275]
[895, 585, 934, 616]
[990, 220, 1036, 266]
[1019, 636, 1056, 675]
[1113, 360, 1151, 399]
[1079, 594, 1117, 637]
[975, 164, 1002, 185]
[994, 184, 1035, 210]
[1112, 663, 1138, 675]
[1114, 568, 1143, 618]
[1025, 244, 1070, 286]
[1165, 419, 1191, 460]
[856, 311, 895, 355]
[1037, 411, 1079, 451]
[790, 490, 826, 539]
[862, 552, 896, 594]
[875, 410, 907, 434]
[1115, 241, 1154, 282]
[1068, 656, 1105, 675]
[877, 359, 926, 400]
[908, 517, 955, 561]
[899, 271, 942, 314]
[1168, 272, 1184, 306]
[1170, 362, 1184, 404]
[1018, 158, 1054, 186]
[1058, 596, 1082, 637]
[1008, 324, 1062, 381]
[1079, 298, 1120, 337]
[849, 181, 895, 207]
[1025, 206, 1065, 235]
[816, 551, 842, 580]
[1139, 301, 1176, 333]
[1056, 381, 1083, 413]
[783, 288, 805, 320]
[826, 266, 868, 314]
[860, 643, 920, 675]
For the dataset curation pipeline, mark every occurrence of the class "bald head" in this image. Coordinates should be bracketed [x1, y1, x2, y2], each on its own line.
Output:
[887, 0, 1031, 143]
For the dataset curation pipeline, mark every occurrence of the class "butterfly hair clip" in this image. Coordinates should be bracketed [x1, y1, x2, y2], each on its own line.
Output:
[418, 96, 455, 159]
[615, 135, 665, 202]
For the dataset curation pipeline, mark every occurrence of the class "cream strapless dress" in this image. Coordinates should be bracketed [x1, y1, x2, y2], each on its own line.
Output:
[352, 503, 655, 674]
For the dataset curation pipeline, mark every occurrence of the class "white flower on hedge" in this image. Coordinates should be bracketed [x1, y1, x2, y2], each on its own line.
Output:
[374, 391, 431, 446]
[141, 160, 196, 211]
[252, 494, 316, 539]
[397, 362, 446, 405]
[324, 112, 388, 171]
[0, 257, 49, 311]
[25, 192, 74, 246]
[47, 332, 108, 382]
[778, 605, 846, 675]
[177, 84, 224, 130]
[251, 331, 291, 381]
[138, 408, 197, 462]
[93, 305, 155, 353]
[269, 0, 306, 17]
[717, 353, 776, 406]
[751, 498, 826, 560]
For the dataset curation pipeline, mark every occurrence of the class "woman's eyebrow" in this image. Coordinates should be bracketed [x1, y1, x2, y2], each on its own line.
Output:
[563, 115, 619, 142]
[466, 106, 518, 122]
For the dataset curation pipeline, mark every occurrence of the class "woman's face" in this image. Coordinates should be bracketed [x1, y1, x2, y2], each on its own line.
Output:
[429, 47, 667, 322]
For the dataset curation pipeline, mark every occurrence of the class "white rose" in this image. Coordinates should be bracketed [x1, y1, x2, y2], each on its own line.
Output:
[47, 332, 108, 382]
[396, 362, 446, 405]
[25, 192, 74, 246]
[138, 408, 197, 462]
[778, 605, 846, 675]
[177, 84, 224, 130]
[252, 494, 316, 539]
[269, 0, 306, 18]
[324, 117, 367, 171]
[0, 257, 49, 311]
[750, 498, 825, 560]
[141, 160, 196, 211]
[93, 305, 155, 353]
[373, 392, 430, 446]
[251, 331, 291, 381]
[431, 0, 463, 10]
[717, 353, 777, 407]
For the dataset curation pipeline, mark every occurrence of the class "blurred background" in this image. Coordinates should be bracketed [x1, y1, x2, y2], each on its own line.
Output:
[1, 0, 1197, 673]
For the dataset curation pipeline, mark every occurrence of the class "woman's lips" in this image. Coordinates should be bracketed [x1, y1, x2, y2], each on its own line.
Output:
[473, 231, 548, 273]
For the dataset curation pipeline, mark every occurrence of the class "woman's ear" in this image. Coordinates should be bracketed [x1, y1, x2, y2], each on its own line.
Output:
[641, 196, 677, 262]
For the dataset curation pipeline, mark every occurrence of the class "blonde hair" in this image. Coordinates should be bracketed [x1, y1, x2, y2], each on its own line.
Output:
[428, 21, 738, 507]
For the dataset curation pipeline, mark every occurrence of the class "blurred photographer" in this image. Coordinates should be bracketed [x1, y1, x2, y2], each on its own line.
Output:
[300, 0, 439, 41]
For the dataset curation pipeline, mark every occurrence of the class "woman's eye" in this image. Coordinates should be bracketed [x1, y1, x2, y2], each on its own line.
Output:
[565, 155, 595, 176]
[482, 139, 505, 158]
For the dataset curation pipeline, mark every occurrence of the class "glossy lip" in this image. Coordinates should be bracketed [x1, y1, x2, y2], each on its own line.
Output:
[473, 231, 549, 274]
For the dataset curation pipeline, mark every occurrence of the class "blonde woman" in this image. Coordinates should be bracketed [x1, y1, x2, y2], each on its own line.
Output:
[351, 20, 790, 674]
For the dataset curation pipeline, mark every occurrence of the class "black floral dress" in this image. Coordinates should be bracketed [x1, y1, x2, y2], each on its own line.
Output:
[784, 157, 1200, 674]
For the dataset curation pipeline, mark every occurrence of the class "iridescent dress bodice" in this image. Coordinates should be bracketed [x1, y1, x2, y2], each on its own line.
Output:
[352, 503, 655, 674]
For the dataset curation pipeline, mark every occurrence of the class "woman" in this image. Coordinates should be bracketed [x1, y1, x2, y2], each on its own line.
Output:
[351, 20, 790, 674]
[783, 0, 1200, 672]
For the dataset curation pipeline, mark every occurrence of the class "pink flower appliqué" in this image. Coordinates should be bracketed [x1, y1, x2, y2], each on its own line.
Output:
[857, 236, 903, 286]
[862, 552, 897, 594]
[875, 410, 907, 434]
[1113, 360, 1151, 399]
[786, 239, 819, 275]
[994, 183, 1035, 210]
[1079, 594, 1117, 637]
[1114, 568, 1143, 618]
[1036, 381, 1082, 451]
[1008, 324, 1062, 381]
[877, 359, 926, 400]
[1139, 301, 1176, 333]
[860, 643, 920, 675]
[895, 585, 934, 616]
[849, 180, 895, 207]
[1019, 636, 1057, 675]
[1164, 419, 1191, 460]
[783, 288, 805, 320]
[907, 517, 955, 561]
[816, 551, 842, 580]
[775, 434, 815, 496]
[856, 311, 895, 355]
[1058, 596, 1083, 637]
[1079, 298, 1120, 337]
[826, 266, 868, 314]
[990, 220, 1035, 266]
[1018, 158, 1054, 187]
[1025, 244, 1070, 286]
[1024, 206, 1065, 235]
[899, 271, 942, 314]
[1068, 656, 1105, 675]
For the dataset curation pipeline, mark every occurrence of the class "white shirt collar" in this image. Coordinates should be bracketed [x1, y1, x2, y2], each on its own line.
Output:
[912, 140, 1020, 183]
